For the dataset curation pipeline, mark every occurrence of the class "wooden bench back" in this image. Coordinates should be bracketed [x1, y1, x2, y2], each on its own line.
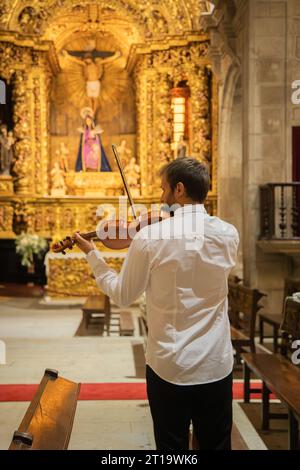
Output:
[9, 369, 80, 450]
[228, 275, 242, 286]
[280, 297, 300, 363]
[228, 284, 265, 338]
[281, 279, 300, 314]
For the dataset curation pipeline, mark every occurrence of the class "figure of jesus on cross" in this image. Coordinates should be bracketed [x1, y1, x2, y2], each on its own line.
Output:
[62, 48, 121, 112]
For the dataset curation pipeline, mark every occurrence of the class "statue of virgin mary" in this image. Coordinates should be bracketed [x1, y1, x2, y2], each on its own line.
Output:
[75, 108, 111, 172]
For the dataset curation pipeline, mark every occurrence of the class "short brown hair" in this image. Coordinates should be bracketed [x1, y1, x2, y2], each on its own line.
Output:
[159, 158, 210, 203]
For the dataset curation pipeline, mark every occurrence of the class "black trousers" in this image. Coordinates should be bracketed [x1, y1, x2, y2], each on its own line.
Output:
[146, 365, 232, 451]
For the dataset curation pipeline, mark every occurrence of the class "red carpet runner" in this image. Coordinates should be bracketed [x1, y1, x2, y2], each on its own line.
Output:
[0, 381, 275, 402]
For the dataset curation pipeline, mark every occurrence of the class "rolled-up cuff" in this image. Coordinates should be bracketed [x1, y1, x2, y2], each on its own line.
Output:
[86, 249, 106, 271]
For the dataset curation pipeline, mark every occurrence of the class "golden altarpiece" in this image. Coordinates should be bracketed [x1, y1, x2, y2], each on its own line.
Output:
[0, 1, 217, 297]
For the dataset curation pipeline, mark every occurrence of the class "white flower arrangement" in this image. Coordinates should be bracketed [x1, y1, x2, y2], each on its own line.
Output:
[15, 233, 48, 268]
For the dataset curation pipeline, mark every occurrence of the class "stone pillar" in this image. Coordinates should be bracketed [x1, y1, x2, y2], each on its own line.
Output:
[243, 0, 290, 311]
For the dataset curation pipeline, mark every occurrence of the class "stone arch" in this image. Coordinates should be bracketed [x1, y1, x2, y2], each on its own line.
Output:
[218, 63, 243, 275]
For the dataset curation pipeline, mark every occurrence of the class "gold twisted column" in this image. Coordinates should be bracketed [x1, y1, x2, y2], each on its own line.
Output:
[189, 65, 212, 163]
[135, 56, 155, 197]
[32, 63, 50, 196]
[12, 70, 35, 195]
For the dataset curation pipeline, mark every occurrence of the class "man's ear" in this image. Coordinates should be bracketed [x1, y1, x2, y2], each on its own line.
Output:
[176, 182, 185, 196]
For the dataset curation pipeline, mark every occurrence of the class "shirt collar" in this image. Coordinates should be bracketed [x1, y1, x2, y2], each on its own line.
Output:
[173, 204, 207, 217]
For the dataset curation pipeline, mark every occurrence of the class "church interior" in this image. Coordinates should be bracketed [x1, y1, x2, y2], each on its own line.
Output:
[0, 0, 300, 453]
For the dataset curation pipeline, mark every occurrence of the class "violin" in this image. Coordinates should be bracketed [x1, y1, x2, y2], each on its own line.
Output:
[51, 144, 162, 254]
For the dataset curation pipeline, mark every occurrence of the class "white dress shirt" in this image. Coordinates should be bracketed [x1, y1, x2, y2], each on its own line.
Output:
[86, 204, 239, 385]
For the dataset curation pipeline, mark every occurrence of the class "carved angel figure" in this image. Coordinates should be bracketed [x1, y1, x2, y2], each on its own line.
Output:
[50, 162, 66, 196]
[55, 142, 70, 173]
[116, 139, 132, 168]
[0, 125, 14, 175]
[176, 135, 188, 159]
[123, 157, 140, 188]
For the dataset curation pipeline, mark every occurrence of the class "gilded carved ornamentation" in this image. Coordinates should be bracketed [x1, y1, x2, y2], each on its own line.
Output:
[0, 4, 218, 299]
[0, 42, 22, 81]
[33, 68, 50, 196]
[18, 6, 46, 35]
[64, 172, 124, 197]
[0, 42, 50, 196]
[46, 255, 124, 297]
[0, 203, 14, 238]
[11, 71, 34, 195]
[0, 1, 11, 29]
[189, 66, 212, 163]
[153, 73, 173, 177]
[0, 175, 14, 195]
[14, 200, 36, 234]
[47, 258, 101, 297]
[135, 41, 215, 196]
[2, 1, 200, 42]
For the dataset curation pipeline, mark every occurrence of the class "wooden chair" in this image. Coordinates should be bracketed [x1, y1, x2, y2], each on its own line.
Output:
[228, 283, 265, 365]
[228, 274, 243, 326]
[259, 278, 300, 352]
[9, 369, 80, 450]
[242, 297, 300, 449]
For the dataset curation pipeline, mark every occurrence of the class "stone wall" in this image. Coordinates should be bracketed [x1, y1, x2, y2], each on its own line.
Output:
[206, 0, 300, 312]
[245, 0, 289, 312]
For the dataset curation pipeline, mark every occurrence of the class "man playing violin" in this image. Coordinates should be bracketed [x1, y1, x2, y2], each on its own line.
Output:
[74, 157, 239, 451]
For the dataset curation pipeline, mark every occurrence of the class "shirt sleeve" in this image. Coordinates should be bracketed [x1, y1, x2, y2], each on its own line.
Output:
[86, 234, 150, 308]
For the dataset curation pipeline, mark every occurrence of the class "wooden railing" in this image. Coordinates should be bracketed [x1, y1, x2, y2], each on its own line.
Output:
[260, 183, 300, 240]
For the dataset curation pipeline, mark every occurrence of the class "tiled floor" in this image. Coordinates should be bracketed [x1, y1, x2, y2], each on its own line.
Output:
[0, 296, 267, 450]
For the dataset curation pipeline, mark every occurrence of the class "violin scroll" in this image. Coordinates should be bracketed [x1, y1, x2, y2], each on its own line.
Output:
[52, 236, 74, 255]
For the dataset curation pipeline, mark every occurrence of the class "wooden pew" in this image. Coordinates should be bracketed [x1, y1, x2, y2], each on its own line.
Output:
[82, 294, 111, 335]
[242, 298, 300, 449]
[228, 283, 265, 365]
[9, 369, 80, 450]
[259, 278, 300, 352]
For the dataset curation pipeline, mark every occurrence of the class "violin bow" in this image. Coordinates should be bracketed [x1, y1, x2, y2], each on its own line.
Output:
[112, 144, 138, 220]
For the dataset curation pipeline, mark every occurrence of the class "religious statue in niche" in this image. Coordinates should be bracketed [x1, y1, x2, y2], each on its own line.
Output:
[18, 6, 45, 35]
[55, 142, 70, 173]
[50, 162, 66, 196]
[75, 107, 111, 172]
[176, 135, 188, 159]
[61, 46, 121, 113]
[0, 124, 15, 175]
